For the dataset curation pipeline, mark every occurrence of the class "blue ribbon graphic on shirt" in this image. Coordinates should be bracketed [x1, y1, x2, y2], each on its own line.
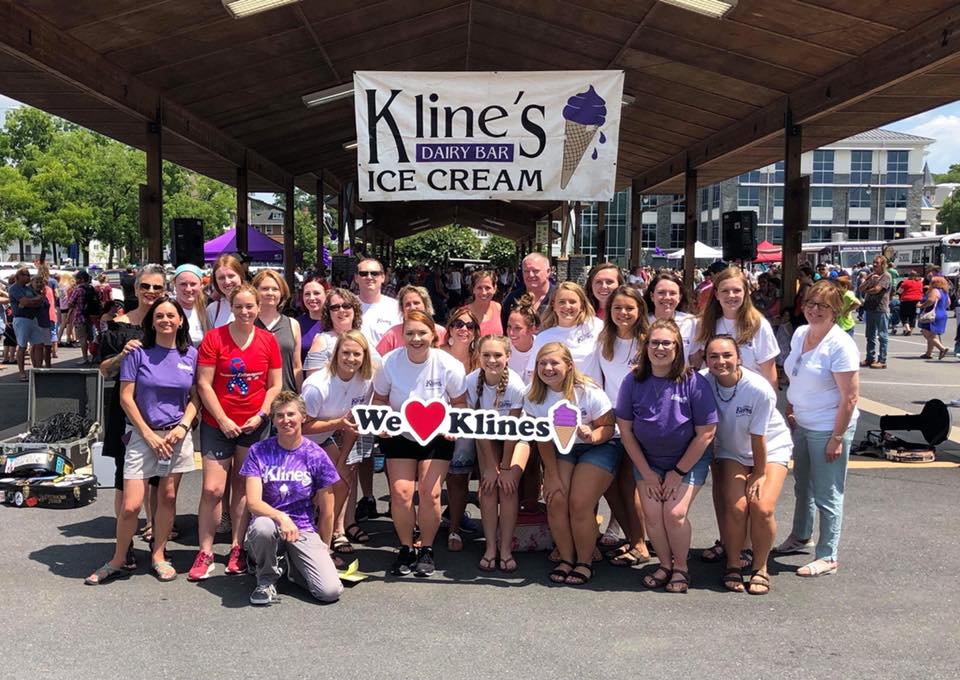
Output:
[226, 357, 248, 395]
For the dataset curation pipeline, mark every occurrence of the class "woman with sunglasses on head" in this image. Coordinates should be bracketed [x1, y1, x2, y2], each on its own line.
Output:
[468, 334, 527, 572]
[615, 319, 718, 594]
[297, 275, 328, 362]
[643, 271, 696, 362]
[442, 306, 482, 552]
[304, 288, 377, 374]
[689, 265, 779, 565]
[372, 311, 467, 577]
[207, 254, 245, 328]
[190, 284, 282, 581]
[254, 269, 303, 393]
[376, 285, 447, 355]
[778, 281, 859, 578]
[173, 264, 209, 347]
[505, 294, 538, 382]
[525, 342, 616, 586]
[703, 335, 792, 595]
[97, 264, 168, 569]
[597, 285, 651, 566]
[526, 281, 603, 386]
[301, 330, 375, 560]
[585, 262, 624, 321]
[85, 298, 199, 585]
[466, 270, 503, 336]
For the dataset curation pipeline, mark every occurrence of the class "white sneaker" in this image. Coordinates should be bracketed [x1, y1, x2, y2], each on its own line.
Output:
[249, 583, 279, 606]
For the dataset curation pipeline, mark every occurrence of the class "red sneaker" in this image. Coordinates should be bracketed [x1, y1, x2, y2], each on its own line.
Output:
[225, 545, 247, 575]
[187, 550, 215, 581]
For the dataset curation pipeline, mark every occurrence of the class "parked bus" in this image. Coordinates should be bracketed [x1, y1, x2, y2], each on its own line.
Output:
[800, 240, 885, 272]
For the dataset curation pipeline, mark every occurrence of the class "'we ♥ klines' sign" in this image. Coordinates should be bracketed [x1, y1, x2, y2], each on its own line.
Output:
[351, 398, 581, 453]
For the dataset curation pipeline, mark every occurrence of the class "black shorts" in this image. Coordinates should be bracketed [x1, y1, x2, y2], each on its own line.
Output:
[378, 435, 454, 462]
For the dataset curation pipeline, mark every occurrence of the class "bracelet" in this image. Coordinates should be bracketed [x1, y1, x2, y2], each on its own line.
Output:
[176, 423, 189, 432]
[830, 433, 844, 441]
[499, 465, 512, 471]
[257, 410, 268, 421]
[672, 465, 689, 476]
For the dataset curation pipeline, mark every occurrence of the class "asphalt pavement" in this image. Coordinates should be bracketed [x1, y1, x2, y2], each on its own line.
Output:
[1, 334, 958, 679]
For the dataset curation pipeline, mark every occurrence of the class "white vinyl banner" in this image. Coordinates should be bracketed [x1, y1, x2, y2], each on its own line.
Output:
[353, 70, 624, 202]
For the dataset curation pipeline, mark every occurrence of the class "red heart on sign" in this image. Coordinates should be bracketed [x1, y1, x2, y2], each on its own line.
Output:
[403, 400, 448, 444]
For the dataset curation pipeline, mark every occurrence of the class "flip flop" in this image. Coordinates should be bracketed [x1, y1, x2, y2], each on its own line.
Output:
[478, 555, 497, 572]
[498, 555, 518, 573]
[84, 562, 129, 586]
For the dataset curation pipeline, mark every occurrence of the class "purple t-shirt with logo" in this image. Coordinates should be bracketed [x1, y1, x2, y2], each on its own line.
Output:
[239, 437, 340, 531]
[120, 345, 198, 429]
[614, 370, 718, 470]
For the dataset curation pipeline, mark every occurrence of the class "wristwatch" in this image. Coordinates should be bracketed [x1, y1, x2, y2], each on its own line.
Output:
[176, 422, 189, 433]
[258, 410, 268, 421]
[672, 465, 689, 476]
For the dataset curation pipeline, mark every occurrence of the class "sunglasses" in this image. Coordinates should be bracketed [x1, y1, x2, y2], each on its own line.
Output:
[648, 339, 676, 349]
[450, 319, 479, 330]
[328, 303, 352, 312]
[139, 283, 165, 292]
[356, 271, 382, 278]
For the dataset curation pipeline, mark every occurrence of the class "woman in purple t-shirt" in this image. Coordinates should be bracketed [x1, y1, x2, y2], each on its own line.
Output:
[85, 298, 199, 585]
[615, 319, 718, 594]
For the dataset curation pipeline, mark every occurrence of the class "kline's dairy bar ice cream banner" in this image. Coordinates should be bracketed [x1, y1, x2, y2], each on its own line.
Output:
[353, 70, 624, 201]
[352, 398, 582, 454]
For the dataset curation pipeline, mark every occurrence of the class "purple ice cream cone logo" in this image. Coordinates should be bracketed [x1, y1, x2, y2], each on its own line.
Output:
[550, 401, 581, 453]
[560, 85, 607, 189]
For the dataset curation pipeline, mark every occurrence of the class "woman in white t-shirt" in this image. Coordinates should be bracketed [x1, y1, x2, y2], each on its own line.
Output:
[585, 262, 623, 321]
[206, 254, 243, 328]
[505, 294, 538, 382]
[304, 288, 364, 375]
[704, 335, 792, 595]
[525, 342, 616, 586]
[372, 310, 467, 578]
[302, 330, 375, 558]
[526, 282, 603, 385]
[690, 265, 780, 565]
[643, 271, 695, 361]
[597, 285, 651, 566]
[468, 335, 527, 573]
[780, 281, 859, 578]
[173, 264, 209, 347]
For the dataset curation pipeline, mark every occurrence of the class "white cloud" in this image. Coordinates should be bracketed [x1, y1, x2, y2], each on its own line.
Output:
[900, 114, 960, 174]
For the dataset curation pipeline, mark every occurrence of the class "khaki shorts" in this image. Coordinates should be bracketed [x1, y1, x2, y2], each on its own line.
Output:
[123, 425, 197, 479]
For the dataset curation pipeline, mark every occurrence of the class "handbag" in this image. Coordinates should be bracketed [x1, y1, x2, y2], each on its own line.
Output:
[919, 308, 936, 323]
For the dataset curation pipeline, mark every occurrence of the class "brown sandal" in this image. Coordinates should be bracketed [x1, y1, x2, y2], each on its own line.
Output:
[642, 566, 672, 589]
[722, 567, 745, 592]
[666, 569, 690, 593]
[748, 569, 771, 595]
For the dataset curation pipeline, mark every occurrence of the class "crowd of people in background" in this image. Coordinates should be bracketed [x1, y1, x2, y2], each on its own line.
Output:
[0, 246, 939, 604]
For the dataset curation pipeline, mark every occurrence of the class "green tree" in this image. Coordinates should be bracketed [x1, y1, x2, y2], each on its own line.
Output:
[938, 187, 960, 233]
[0, 165, 34, 250]
[165, 168, 235, 241]
[480, 235, 517, 270]
[394, 225, 481, 269]
[933, 163, 960, 184]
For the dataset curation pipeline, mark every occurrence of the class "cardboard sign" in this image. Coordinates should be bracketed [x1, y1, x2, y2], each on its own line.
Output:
[352, 398, 582, 454]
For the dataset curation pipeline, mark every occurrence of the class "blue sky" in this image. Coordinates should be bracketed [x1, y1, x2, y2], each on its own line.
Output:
[3, 93, 960, 174]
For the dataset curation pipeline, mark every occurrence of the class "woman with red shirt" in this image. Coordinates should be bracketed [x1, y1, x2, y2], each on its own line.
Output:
[189, 284, 282, 581]
[896, 271, 923, 336]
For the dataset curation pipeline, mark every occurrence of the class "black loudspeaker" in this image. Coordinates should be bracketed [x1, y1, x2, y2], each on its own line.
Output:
[721, 211, 758, 261]
[171, 218, 204, 267]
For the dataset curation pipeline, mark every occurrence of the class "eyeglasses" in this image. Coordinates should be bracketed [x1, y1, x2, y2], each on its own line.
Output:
[327, 303, 352, 312]
[803, 300, 832, 312]
[356, 270, 382, 278]
[450, 319, 479, 330]
[648, 339, 676, 349]
[139, 283, 165, 292]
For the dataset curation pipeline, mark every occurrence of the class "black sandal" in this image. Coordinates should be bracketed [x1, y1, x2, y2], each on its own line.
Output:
[666, 569, 690, 594]
[344, 523, 371, 544]
[549, 559, 574, 584]
[564, 562, 594, 586]
[642, 566, 672, 589]
[747, 570, 771, 595]
[700, 539, 725, 563]
[722, 567, 745, 592]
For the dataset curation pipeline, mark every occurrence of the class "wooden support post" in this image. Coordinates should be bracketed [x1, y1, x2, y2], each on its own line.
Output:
[630, 181, 643, 269]
[315, 174, 324, 270]
[284, 182, 296, 294]
[573, 202, 582, 253]
[143, 121, 163, 264]
[236, 160, 248, 257]
[782, 113, 806, 310]
[683, 161, 697, 295]
[337, 188, 346, 254]
[596, 202, 607, 264]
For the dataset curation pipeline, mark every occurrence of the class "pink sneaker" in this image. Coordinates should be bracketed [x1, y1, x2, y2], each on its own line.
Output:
[187, 551, 215, 581]
[225, 545, 247, 575]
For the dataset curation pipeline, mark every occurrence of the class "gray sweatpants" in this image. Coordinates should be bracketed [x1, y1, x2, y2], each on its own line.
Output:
[244, 516, 343, 603]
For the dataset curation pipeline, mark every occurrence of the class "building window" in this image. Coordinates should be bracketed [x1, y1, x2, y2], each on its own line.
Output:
[772, 187, 784, 207]
[812, 150, 834, 184]
[886, 150, 909, 184]
[849, 188, 871, 208]
[740, 170, 761, 183]
[772, 161, 785, 184]
[671, 194, 685, 213]
[809, 227, 832, 243]
[884, 188, 907, 208]
[641, 224, 656, 248]
[709, 219, 720, 246]
[848, 226, 871, 240]
[850, 150, 872, 184]
[670, 223, 685, 249]
[640, 195, 658, 209]
[711, 187, 720, 209]
[738, 186, 760, 207]
[811, 187, 833, 208]
[576, 190, 629, 262]
[700, 188, 709, 207]
[771, 224, 783, 244]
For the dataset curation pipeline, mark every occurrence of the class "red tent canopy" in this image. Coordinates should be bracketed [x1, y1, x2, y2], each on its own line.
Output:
[754, 240, 781, 263]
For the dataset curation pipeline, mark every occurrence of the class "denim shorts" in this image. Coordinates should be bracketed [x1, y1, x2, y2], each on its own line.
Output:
[633, 449, 713, 487]
[448, 438, 477, 475]
[557, 439, 623, 475]
[13, 317, 48, 348]
[200, 419, 270, 460]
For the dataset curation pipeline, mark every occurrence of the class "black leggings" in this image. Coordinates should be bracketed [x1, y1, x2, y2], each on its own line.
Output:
[899, 300, 918, 328]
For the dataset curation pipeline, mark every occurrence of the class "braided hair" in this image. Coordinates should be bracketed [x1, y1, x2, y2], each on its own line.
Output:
[475, 334, 511, 410]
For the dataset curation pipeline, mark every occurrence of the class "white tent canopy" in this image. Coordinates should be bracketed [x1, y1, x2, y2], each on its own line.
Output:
[665, 241, 723, 260]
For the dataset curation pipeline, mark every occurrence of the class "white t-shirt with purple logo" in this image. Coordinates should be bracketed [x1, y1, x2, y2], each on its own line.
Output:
[465, 368, 526, 413]
[599, 336, 640, 405]
[523, 382, 612, 425]
[239, 437, 340, 532]
[120, 344, 197, 429]
[360, 296, 401, 346]
[301, 368, 374, 441]
[526, 317, 604, 386]
[689, 316, 779, 376]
